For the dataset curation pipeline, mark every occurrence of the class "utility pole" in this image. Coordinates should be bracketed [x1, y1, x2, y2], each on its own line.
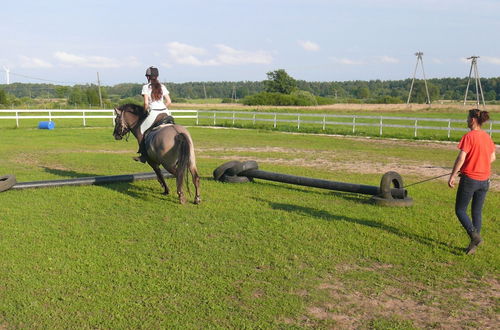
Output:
[231, 85, 236, 102]
[96, 72, 103, 108]
[407, 52, 431, 105]
[203, 83, 207, 99]
[463, 56, 485, 108]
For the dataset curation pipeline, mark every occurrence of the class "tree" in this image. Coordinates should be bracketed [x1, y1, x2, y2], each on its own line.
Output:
[0, 89, 8, 105]
[264, 69, 297, 94]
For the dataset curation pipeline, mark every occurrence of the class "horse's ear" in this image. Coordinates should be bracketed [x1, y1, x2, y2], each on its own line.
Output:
[114, 107, 122, 115]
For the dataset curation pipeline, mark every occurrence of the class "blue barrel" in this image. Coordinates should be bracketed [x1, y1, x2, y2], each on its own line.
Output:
[38, 121, 55, 130]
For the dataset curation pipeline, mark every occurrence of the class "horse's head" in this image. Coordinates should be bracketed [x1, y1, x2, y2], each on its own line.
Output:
[113, 104, 146, 140]
[113, 107, 129, 140]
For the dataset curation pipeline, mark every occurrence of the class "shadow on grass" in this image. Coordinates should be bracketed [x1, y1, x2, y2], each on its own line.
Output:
[248, 179, 373, 204]
[254, 197, 462, 255]
[41, 166, 177, 202]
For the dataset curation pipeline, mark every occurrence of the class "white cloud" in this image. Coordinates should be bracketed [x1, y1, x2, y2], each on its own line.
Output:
[165, 42, 273, 66]
[53, 51, 140, 68]
[19, 56, 53, 68]
[431, 58, 443, 64]
[482, 56, 500, 65]
[330, 57, 366, 65]
[213, 44, 272, 65]
[298, 40, 320, 52]
[377, 56, 399, 64]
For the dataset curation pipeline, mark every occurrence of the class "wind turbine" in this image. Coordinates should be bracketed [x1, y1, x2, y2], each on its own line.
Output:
[2, 66, 10, 84]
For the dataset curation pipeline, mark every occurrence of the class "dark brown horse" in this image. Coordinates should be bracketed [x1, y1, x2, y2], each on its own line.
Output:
[113, 104, 201, 204]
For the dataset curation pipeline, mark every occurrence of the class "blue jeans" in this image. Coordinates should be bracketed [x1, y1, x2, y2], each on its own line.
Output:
[455, 175, 489, 234]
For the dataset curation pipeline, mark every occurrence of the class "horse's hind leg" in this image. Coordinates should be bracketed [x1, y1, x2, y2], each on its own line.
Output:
[150, 164, 169, 195]
[190, 164, 201, 204]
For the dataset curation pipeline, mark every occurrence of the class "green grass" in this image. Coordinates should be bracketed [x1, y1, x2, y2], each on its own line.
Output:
[0, 126, 498, 328]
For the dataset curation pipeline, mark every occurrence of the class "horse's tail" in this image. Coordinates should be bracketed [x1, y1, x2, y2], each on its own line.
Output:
[175, 132, 191, 194]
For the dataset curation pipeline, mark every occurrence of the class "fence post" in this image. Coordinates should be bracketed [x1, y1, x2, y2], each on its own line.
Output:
[49, 110, 52, 122]
[232, 111, 235, 125]
[379, 117, 383, 136]
[83, 110, 86, 127]
[447, 119, 451, 139]
[489, 121, 493, 137]
[274, 113, 277, 128]
[297, 114, 301, 130]
[323, 115, 326, 130]
[414, 119, 418, 138]
[352, 116, 356, 134]
[15, 110, 19, 128]
[196, 111, 199, 125]
[213, 112, 216, 125]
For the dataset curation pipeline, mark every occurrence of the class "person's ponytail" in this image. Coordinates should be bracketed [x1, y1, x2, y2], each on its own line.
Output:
[478, 110, 490, 125]
[150, 76, 162, 101]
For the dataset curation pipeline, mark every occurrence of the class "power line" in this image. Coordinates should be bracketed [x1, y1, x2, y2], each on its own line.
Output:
[8, 71, 82, 85]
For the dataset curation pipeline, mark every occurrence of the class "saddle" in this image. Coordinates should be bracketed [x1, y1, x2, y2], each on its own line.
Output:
[135, 114, 175, 163]
[144, 114, 175, 137]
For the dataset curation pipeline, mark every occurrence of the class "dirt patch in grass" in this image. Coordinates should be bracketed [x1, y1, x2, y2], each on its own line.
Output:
[282, 263, 499, 329]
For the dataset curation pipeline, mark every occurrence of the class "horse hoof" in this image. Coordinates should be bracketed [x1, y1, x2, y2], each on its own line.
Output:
[194, 197, 201, 204]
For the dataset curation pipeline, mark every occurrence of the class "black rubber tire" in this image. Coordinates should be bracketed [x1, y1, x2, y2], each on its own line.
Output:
[226, 160, 259, 176]
[213, 161, 242, 181]
[379, 171, 404, 200]
[0, 175, 16, 192]
[219, 174, 252, 183]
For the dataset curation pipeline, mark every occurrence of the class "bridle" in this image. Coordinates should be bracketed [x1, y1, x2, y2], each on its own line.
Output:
[113, 111, 132, 141]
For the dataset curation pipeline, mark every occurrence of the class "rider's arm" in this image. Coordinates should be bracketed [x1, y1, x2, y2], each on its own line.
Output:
[143, 94, 150, 111]
[164, 93, 172, 108]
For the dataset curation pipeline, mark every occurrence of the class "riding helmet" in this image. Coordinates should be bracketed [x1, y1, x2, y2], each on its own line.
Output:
[145, 66, 159, 77]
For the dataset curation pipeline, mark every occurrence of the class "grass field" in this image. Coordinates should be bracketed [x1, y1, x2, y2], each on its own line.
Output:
[0, 125, 499, 328]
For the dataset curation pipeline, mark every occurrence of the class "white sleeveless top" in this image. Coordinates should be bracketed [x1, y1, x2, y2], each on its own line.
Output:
[141, 83, 169, 110]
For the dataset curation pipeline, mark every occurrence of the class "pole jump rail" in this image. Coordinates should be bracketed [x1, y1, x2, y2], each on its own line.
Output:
[0, 171, 173, 192]
[213, 160, 413, 207]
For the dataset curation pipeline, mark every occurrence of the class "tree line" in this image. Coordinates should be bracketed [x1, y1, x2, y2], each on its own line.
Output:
[1, 73, 499, 107]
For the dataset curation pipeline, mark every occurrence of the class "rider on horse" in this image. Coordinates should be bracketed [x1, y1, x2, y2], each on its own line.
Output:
[134, 66, 174, 163]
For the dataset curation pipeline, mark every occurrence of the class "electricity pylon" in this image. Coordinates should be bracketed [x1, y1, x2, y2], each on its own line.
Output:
[463, 56, 485, 108]
[407, 52, 431, 105]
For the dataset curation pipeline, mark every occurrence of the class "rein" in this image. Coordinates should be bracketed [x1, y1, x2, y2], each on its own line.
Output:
[404, 172, 452, 188]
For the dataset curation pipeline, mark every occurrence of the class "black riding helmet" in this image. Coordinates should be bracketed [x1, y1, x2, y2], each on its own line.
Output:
[145, 66, 159, 78]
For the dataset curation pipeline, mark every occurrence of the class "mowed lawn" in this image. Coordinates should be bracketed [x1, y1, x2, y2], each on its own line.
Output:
[0, 126, 498, 329]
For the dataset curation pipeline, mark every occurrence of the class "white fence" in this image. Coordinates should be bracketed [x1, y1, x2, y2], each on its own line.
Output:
[0, 109, 498, 138]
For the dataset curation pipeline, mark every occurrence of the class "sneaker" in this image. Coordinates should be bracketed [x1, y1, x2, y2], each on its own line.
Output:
[465, 232, 483, 255]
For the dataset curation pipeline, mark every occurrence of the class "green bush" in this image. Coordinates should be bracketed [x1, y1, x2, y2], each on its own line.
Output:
[315, 96, 337, 105]
[118, 97, 143, 106]
[171, 97, 187, 103]
[221, 98, 235, 103]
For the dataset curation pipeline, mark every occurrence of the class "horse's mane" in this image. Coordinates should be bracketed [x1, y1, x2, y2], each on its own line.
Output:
[117, 103, 147, 120]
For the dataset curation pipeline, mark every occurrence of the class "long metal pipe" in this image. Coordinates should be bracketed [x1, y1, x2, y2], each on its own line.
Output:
[241, 169, 406, 199]
[10, 171, 173, 190]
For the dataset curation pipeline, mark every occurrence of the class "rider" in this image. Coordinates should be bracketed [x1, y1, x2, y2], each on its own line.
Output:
[134, 66, 173, 162]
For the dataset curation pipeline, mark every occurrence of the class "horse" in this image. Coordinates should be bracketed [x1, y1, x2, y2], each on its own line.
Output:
[113, 104, 201, 204]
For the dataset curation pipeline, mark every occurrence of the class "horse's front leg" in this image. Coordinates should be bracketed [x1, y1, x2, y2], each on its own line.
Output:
[150, 163, 169, 195]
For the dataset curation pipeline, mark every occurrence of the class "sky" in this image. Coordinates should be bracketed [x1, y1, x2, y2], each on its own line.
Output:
[1, 0, 500, 85]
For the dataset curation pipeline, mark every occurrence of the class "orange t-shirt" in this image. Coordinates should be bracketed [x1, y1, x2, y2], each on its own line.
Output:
[458, 130, 495, 181]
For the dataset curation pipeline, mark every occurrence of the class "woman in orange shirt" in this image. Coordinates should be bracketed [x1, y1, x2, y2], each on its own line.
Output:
[448, 109, 496, 255]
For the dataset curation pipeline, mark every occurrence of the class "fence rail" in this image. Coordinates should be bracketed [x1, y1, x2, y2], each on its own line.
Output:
[1, 109, 498, 139]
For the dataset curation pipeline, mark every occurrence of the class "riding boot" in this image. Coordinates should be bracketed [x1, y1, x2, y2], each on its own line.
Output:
[465, 230, 483, 255]
[133, 138, 148, 163]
